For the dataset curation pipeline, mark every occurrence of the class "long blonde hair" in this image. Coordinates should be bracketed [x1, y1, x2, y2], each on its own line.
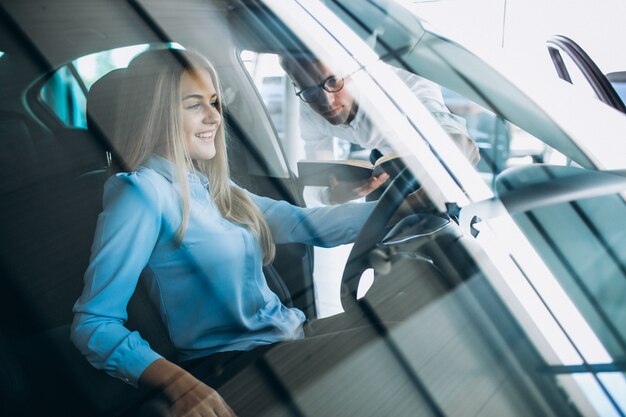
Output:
[114, 49, 275, 264]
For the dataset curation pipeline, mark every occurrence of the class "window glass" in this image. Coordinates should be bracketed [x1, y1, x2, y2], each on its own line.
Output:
[73, 44, 151, 90]
[40, 67, 87, 128]
[6, 2, 624, 416]
[607, 72, 626, 107]
[404, 36, 580, 180]
[242, 46, 571, 320]
[39, 43, 183, 128]
[322, 0, 624, 412]
[496, 166, 626, 362]
[497, 165, 626, 416]
[241, 50, 353, 162]
[610, 81, 626, 104]
[441, 87, 568, 187]
[240, 51, 288, 139]
[241, 49, 364, 317]
[321, 0, 590, 172]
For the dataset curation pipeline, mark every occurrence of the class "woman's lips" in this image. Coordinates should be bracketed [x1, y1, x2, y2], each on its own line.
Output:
[195, 131, 215, 141]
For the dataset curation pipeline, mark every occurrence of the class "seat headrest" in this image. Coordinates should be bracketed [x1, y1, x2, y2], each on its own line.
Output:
[86, 68, 127, 142]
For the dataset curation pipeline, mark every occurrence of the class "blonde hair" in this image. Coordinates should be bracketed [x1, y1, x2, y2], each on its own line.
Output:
[114, 49, 275, 264]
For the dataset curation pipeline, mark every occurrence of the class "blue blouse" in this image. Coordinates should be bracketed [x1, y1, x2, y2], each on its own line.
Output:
[71, 155, 374, 386]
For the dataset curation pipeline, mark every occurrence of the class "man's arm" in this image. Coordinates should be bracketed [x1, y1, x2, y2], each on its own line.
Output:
[398, 69, 480, 165]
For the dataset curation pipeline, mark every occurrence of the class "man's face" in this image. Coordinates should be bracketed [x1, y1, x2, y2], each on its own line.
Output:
[289, 61, 356, 126]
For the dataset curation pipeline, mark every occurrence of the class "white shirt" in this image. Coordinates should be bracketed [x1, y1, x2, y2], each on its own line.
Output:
[299, 68, 479, 204]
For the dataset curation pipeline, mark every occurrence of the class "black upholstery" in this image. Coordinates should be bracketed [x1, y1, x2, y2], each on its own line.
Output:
[0, 70, 142, 416]
[86, 68, 126, 148]
[0, 112, 41, 194]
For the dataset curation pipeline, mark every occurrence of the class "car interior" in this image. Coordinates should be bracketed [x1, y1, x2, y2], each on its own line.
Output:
[0, 2, 314, 415]
[1, 1, 624, 416]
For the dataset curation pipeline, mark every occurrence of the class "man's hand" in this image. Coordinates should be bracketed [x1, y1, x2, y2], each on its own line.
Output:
[140, 358, 236, 417]
[327, 172, 389, 204]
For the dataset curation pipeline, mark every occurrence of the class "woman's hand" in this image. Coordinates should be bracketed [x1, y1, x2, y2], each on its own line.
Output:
[168, 376, 234, 417]
[141, 358, 236, 417]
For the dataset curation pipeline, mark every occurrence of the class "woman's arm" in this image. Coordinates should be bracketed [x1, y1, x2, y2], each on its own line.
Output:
[71, 172, 165, 386]
[399, 69, 480, 165]
[247, 191, 375, 247]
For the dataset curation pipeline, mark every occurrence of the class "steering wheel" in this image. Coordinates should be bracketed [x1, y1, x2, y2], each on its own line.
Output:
[340, 168, 420, 311]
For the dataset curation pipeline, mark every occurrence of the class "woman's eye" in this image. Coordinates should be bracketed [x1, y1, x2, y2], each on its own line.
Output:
[211, 101, 219, 108]
[186, 103, 201, 110]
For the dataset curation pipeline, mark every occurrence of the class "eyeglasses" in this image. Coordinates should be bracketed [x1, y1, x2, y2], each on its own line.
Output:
[294, 75, 345, 103]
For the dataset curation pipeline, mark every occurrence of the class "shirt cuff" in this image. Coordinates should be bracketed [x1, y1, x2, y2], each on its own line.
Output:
[107, 337, 164, 387]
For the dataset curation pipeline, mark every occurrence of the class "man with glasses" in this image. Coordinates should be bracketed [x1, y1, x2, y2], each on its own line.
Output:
[281, 57, 479, 205]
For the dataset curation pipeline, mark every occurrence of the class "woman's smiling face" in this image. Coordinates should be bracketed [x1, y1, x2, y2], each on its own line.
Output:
[180, 69, 222, 161]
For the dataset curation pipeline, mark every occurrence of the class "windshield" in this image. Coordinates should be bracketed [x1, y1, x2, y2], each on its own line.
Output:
[288, 1, 626, 415]
[321, 0, 592, 181]
[1, 1, 625, 416]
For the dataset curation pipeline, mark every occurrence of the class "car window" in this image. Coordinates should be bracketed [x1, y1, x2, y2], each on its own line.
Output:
[240, 50, 354, 164]
[441, 87, 568, 186]
[4, 1, 626, 416]
[495, 164, 626, 408]
[40, 66, 88, 128]
[321, 1, 591, 171]
[240, 49, 372, 317]
[608, 71, 626, 103]
[613, 80, 626, 103]
[400, 33, 586, 174]
[318, 0, 625, 413]
[39, 43, 182, 128]
[241, 51, 288, 140]
[501, 172, 626, 359]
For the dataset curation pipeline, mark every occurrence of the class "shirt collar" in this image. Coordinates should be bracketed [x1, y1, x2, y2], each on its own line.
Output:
[347, 101, 365, 129]
[143, 155, 209, 188]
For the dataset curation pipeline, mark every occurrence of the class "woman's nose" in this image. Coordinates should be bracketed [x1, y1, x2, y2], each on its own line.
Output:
[203, 106, 221, 124]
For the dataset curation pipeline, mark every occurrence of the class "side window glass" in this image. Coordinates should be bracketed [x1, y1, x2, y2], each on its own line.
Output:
[496, 164, 626, 365]
[73, 44, 151, 90]
[240, 51, 288, 140]
[607, 72, 626, 104]
[40, 67, 87, 128]
[441, 87, 568, 188]
[39, 43, 182, 128]
[240, 51, 353, 166]
[240, 50, 366, 317]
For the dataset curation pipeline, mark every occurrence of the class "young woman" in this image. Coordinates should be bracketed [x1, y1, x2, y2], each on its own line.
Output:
[71, 49, 376, 416]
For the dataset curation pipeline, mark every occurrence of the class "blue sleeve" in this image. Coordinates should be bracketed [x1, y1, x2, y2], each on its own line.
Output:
[246, 190, 375, 247]
[71, 172, 164, 387]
